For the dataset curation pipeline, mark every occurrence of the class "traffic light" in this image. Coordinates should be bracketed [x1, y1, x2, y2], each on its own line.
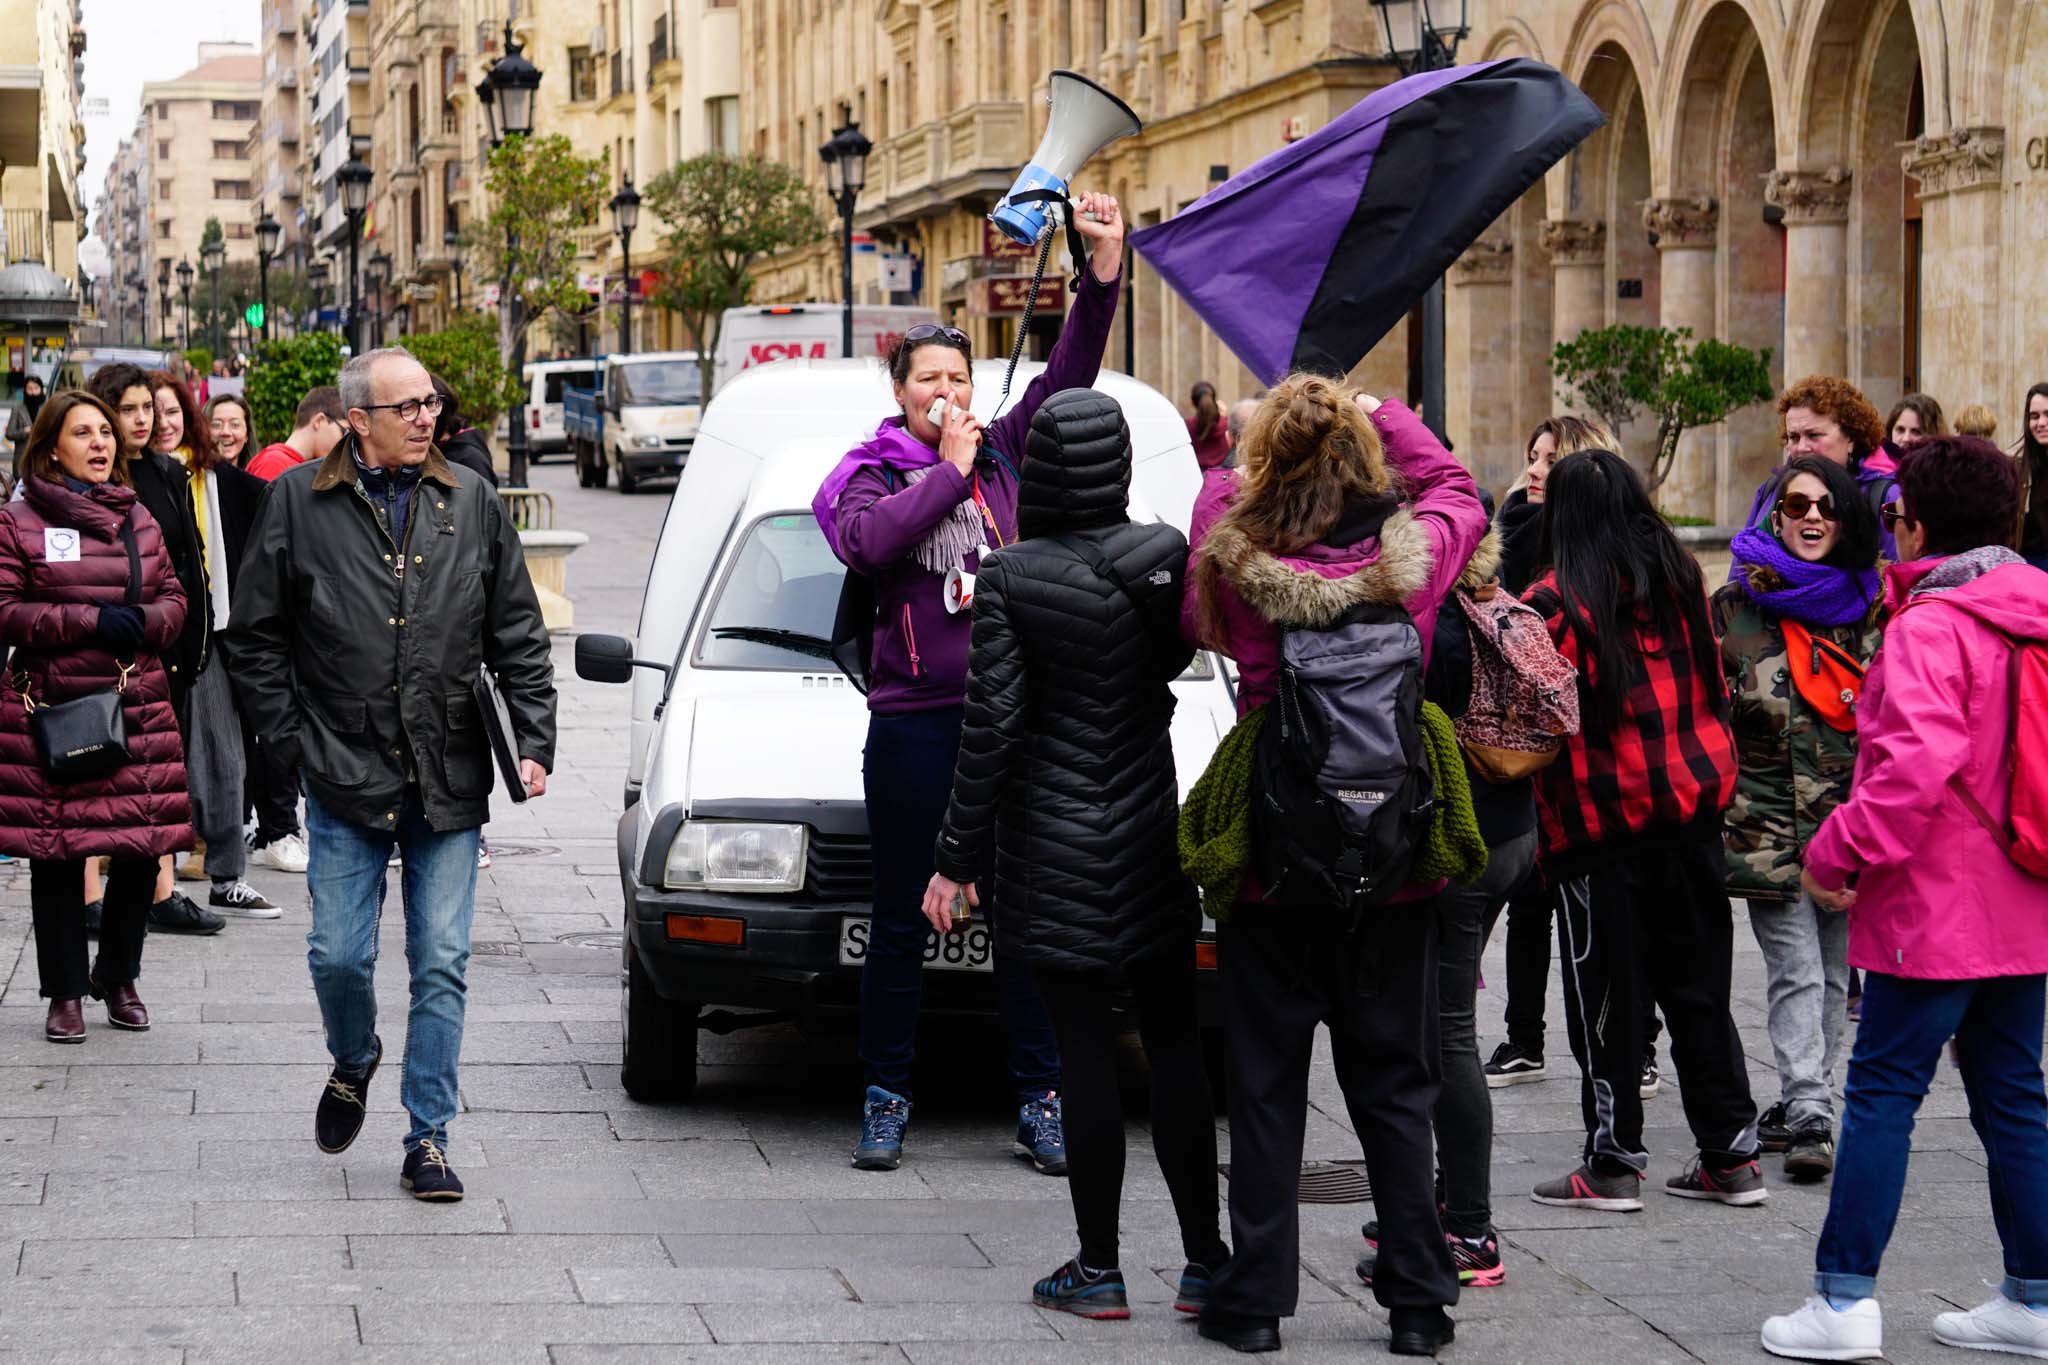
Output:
[244, 302, 265, 328]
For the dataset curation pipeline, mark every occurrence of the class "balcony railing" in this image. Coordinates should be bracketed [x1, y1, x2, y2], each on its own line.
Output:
[648, 14, 670, 74]
[347, 46, 369, 78]
[2, 209, 47, 264]
[609, 51, 627, 99]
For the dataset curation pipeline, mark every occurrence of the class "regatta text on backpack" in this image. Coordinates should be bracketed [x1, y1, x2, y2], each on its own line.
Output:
[1452, 585, 1580, 782]
[1252, 601, 1436, 914]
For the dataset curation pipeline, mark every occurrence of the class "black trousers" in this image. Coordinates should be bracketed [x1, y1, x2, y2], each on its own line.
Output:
[241, 707, 301, 845]
[1488, 871, 1553, 1053]
[1552, 834, 1759, 1175]
[32, 856, 152, 1000]
[1032, 957, 1229, 1273]
[1210, 905, 1458, 1317]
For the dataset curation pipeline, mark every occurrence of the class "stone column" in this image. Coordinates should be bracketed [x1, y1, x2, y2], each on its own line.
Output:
[1765, 167, 1853, 383]
[1643, 196, 1721, 517]
[1445, 236, 1515, 487]
[1540, 218, 1607, 360]
[1902, 129, 2006, 409]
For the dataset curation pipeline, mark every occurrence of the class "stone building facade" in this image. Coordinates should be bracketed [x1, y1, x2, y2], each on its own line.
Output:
[249, 0, 308, 280]
[0, 0, 88, 283]
[136, 47, 263, 350]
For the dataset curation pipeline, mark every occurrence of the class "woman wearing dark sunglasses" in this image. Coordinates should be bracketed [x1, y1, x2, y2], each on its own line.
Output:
[1713, 455, 1882, 1184]
[812, 192, 1127, 1174]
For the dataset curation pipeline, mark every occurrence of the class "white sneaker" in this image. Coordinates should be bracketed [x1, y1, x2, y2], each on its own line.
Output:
[208, 881, 283, 920]
[1762, 1295, 1884, 1360]
[1935, 1293, 2048, 1358]
[257, 831, 310, 874]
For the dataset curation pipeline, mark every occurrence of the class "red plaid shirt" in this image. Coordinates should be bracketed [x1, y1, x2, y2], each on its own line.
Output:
[1523, 573, 1737, 857]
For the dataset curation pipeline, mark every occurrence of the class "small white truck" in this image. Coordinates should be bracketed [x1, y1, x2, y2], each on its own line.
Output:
[712, 303, 939, 394]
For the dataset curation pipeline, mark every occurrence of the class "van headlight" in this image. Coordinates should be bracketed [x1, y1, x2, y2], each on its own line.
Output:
[664, 821, 807, 892]
[629, 433, 667, 450]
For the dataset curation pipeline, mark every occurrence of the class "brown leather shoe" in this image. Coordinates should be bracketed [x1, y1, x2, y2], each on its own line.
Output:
[87, 972, 149, 1031]
[45, 998, 84, 1043]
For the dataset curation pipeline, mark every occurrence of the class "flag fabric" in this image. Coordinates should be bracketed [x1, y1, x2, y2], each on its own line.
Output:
[1129, 59, 1603, 386]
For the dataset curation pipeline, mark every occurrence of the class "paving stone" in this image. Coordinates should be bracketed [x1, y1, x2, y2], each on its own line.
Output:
[356, 1303, 713, 1344]
[572, 1266, 852, 1304]
[345, 1233, 674, 1268]
[236, 1265, 579, 1304]
[0, 1201, 194, 1238]
[195, 1198, 509, 1235]
[502, 1197, 814, 1235]
[657, 1234, 989, 1269]
[344, 1163, 642, 1202]
[39, 1166, 346, 1205]
[17, 1235, 351, 1274]
[0, 1306, 361, 1350]
[0, 1267, 237, 1306]
[697, 1302, 1060, 1344]
[185, 1349, 549, 1365]
[548, 1348, 901, 1365]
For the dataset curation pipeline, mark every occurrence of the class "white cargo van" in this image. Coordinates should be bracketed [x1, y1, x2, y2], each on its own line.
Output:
[712, 303, 939, 394]
[523, 358, 601, 461]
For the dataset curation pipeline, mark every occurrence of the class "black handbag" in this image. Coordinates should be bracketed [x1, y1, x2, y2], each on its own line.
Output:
[21, 521, 141, 783]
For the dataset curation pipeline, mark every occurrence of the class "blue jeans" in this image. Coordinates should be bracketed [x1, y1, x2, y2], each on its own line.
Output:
[1815, 970, 2048, 1306]
[858, 706, 1059, 1102]
[304, 787, 481, 1153]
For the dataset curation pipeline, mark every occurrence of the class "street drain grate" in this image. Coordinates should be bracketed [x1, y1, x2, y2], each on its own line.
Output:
[471, 941, 523, 957]
[486, 842, 560, 860]
[1218, 1161, 1374, 1204]
[556, 932, 624, 950]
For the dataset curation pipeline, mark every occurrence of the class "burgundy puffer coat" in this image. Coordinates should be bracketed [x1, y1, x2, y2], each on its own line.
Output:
[0, 476, 191, 860]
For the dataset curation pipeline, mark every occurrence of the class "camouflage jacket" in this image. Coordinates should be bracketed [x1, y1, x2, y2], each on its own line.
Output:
[1712, 578, 1883, 901]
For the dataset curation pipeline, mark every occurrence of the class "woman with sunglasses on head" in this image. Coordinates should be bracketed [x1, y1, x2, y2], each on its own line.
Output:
[1714, 456, 1883, 1185]
[813, 192, 1127, 1174]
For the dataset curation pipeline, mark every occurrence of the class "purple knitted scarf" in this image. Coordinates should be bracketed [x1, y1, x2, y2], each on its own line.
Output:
[1727, 525, 1879, 627]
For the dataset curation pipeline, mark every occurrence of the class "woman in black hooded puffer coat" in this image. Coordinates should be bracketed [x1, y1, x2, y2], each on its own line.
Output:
[924, 386, 1230, 1319]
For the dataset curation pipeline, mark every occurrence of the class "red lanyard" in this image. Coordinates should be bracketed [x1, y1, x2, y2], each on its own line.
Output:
[971, 470, 1007, 548]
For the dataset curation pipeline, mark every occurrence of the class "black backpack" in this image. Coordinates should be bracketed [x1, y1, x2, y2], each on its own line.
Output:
[1252, 599, 1436, 917]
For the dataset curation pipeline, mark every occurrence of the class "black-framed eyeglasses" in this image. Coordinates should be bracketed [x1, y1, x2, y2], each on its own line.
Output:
[1777, 492, 1840, 523]
[359, 394, 446, 422]
[903, 323, 971, 350]
[1879, 501, 1907, 531]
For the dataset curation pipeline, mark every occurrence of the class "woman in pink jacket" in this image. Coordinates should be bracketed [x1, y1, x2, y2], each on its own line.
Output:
[1181, 376, 1486, 1358]
[1763, 436, 2048, 1362]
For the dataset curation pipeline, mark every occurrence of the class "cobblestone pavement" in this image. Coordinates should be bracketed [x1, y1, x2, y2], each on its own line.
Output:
[0, 460, 2018, 1363]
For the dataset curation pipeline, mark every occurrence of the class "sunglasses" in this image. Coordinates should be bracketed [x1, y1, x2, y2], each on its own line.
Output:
[903, 324, 972, 349]
[1879, 501, 1908, 532]
[1776, 492, 1840, 523]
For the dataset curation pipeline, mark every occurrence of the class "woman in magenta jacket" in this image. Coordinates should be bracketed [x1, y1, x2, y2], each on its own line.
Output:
[0, 393, 191, 1043]
[1764, 436, 2048, 1362]
[1179, 376, 1486, 1357]
[811, 193, 1126, 1174]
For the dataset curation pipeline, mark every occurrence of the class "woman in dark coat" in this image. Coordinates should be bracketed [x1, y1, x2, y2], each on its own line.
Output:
[0, 393, 192, 1041]
[922, 388, 1227, 1322]
[429, 375, 500, 487]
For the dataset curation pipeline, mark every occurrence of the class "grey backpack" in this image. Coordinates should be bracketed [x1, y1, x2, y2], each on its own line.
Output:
[1252, 600, 1436, 915]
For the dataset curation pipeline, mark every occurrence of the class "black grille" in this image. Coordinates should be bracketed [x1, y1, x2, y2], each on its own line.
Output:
[806, 830, 873, 900]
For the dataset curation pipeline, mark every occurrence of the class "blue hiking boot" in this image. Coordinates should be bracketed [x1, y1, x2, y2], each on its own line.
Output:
[852, 1085, 911, 1171]
[1014, 1091, 1068, 1175]
[1032, 1257, 1129, 1319]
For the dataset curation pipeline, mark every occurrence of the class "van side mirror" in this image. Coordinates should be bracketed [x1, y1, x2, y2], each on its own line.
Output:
[575, 633, 670, 685]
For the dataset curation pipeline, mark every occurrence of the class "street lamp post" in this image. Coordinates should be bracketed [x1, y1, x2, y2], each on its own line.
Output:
[478, 20, 542, 487]
[818, 119, 872, 360]
[608, 176, 640, 357]
[256, 207, 281, 344]
[444, 226, 463, 313]
[307, 258, 330, 335]
[1371, 0, 1467, 444]
[156, 259, 171, 350]
[129, 276, 144, 347]
[176, 257, 194, 352]
[367, 249, 390, 347]
[201, 238, 226, 362]
[338, 155, 373, 353]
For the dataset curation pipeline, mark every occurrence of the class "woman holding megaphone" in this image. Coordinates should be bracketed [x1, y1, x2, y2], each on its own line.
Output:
[812, 192, 1126, 1175]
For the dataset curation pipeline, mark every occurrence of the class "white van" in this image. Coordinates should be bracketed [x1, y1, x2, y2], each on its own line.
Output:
[522, 358, 601, 461]
[713, 303, 939, 394]
[574, 358, 1221, 1100]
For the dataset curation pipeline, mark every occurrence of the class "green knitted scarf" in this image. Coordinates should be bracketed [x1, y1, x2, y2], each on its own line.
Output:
[1177, 701, 1487, 917]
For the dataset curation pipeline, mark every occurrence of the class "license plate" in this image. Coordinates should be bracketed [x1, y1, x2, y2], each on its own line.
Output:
[838, 916, 994, 972]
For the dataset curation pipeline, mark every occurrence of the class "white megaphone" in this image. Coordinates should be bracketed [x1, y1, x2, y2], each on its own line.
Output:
[989, 70, 1142, 246]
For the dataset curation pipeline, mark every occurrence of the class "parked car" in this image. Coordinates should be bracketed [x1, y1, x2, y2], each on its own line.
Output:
[712, 303, 938, 394]
[575, 357, 1221, 1101]
[564, 351, 704, 493]
[522, 358, 600, 461]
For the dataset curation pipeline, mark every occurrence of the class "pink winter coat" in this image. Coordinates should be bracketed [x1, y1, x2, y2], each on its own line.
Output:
[0, 476, 192, 861]
[1803, 556, 2048, 979]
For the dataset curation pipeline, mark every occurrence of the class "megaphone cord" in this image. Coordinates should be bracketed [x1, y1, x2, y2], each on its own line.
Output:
[992, 229, 1057, 427]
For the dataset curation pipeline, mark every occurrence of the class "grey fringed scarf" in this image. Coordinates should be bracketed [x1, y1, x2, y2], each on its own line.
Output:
[903, 465, 990, 575]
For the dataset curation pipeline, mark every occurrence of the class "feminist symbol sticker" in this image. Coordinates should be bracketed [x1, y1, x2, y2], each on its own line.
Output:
[43, 528, 79, 563]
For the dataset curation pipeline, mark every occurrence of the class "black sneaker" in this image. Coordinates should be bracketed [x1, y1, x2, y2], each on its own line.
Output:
[1531, 1163, 1645, 1211]
[401, 1139, 464, 1201]
[1031, 1257, 1128, 1320]
[147, 891, 225, 936]
[1483, 1039, 1545, 1087]
[1757, 1101, 1794, 1153]
[1639, 1054, 1661, 1100]
[314, 1036, 382, 1154]
[82, 898, 101, 939]
[1664, 1156, 1769, 1206]
[1784, 1127, 1836, 1181]
[1174, 1258, 1223, 1315]
[1389, 1306, 1456, 1357]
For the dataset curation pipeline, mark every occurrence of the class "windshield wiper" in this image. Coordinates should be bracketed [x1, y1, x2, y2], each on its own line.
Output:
[710, 626, 836, 660]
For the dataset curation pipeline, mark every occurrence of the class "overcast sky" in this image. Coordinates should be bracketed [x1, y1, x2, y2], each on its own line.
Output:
[79, 0, 258, 241]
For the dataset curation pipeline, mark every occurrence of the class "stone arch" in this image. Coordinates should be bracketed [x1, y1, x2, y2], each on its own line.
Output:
[1479, 19, 1545, 64]
[1658, 0, 1787, 183]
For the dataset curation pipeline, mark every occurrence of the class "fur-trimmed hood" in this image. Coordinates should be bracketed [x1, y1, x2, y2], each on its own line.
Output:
[1201, 508, 1433, 628]
[1455, 528, 1502, 592]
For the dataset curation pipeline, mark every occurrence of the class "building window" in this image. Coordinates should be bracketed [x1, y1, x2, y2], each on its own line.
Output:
[157, 140, 171, 160]
[157, 221, 171, 238]
[227, 222, 253, 239]
[158, 179, 173, 196]
[214, 179, 253, 200]
[707, 96, 739, 156]
[212, 100, 259, 121]
[155, 102, 169, 119]
[213, 140, 250, 160]
[568, 47, 597, 102]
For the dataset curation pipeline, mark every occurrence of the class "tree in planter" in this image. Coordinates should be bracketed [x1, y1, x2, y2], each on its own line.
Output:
[1551, 324, 1776, 494]
[399, 313, 521, 435]
[245, 331, 345, 446]
[462, 134, 607, 480]
[642, 153, 829, 396]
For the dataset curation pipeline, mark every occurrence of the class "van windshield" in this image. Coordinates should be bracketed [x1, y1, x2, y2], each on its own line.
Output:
[695, 513, 845, 669]
[613, 360, 702, 406]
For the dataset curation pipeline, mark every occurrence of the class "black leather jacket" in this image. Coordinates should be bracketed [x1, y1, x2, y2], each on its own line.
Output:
[219, 436, 557, 832]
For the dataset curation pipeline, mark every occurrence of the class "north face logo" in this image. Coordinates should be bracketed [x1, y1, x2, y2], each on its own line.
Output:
[1148, 570, 1172, 585]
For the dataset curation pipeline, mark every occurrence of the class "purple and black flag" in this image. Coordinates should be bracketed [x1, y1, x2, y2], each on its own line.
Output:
[1129, 59, 1602, 385]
